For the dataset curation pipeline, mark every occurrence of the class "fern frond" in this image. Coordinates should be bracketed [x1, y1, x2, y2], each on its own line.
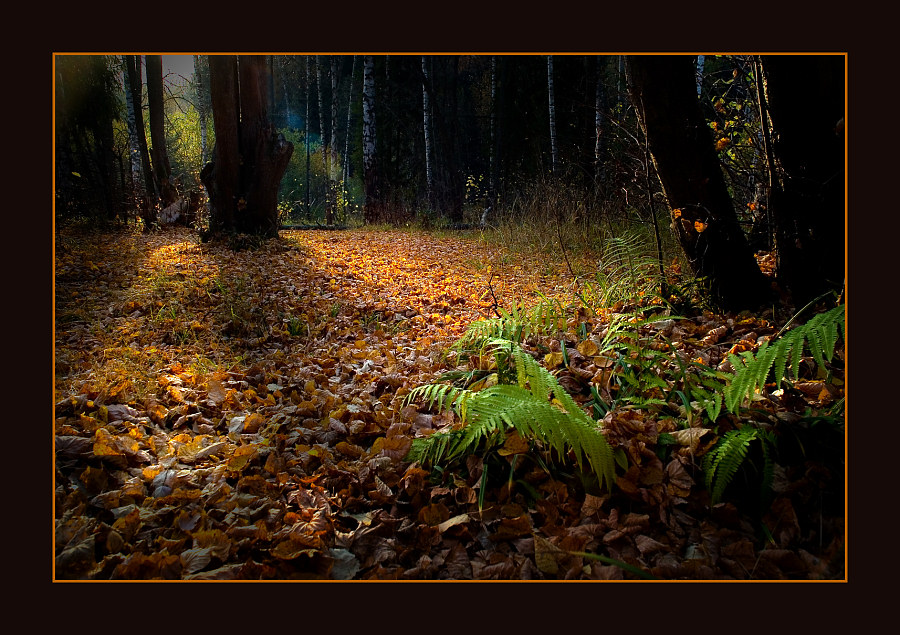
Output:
[724, 305, 844, 413]
[702, 426, 759, 505]
[406, 338, 617, 491]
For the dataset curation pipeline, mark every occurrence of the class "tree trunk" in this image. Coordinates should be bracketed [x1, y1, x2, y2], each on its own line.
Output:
[343, 56, 357, 186]
[124, 55, 157, 225]
[625, 55, 770, 311]
[238, 55, 292, 237]
[547, 55, 558, 174]
[362, 55, 380, 223]
[305, 56, 312, 217]
[422, 55, 435, 210]
[122, 56, 143, 199]
[759, 55, 845, 306]
[203, 55, 241, 234]
[316, 56, 333, 225]
[194, 55, 209, 165]
[146, 55, 178, 207]
[594, 56, 607, 185]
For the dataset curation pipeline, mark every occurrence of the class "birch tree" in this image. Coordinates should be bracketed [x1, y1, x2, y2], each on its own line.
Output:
[316, 56, 333, 225]
[124, 55, 156, 224]
[342, 56, 357, 187]
[422, 55, 434, 209]
[362, 55, 379, 223]
[547, 55, 558, 174]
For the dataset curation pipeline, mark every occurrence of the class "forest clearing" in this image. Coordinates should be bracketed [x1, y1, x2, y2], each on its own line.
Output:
[54, 53, 845, 580]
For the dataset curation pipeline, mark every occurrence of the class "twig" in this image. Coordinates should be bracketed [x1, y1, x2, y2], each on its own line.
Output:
[487, 272, 502, 318]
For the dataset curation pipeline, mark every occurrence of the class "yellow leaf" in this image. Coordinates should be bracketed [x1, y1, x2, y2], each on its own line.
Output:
[469, 373, 498, 392]
[576, 340, 599, 357]
[544, 352, 564, 369]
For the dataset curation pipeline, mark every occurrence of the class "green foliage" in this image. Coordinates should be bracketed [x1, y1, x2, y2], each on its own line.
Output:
[724, 305, 845, 413]
[702, 425, 775, 506]
[405, 338, 617, 492]
[582, 230, 664, 308]
[454, 295, 566, 350]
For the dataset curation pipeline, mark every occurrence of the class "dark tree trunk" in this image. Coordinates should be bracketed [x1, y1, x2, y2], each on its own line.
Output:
[124, 55, 157, 224]
[202, 55, 293, 239]
[145, 55, 178, 207]
[760, 55, 845, 307]
[202, 55, 240, 234]
[625, 55, 771, 311]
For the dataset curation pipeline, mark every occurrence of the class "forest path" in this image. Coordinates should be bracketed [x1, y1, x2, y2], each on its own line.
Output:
[53, 225, 588, 580]
[53, 226, 843, 580]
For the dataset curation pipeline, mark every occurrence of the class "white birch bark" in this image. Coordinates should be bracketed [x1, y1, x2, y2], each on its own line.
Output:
[422, 55, 434, 208]
[547, 55, 558, 174]
[122, 55, 143, 193]
[362, 56, 377, 221]
[342, 56, 357, 186]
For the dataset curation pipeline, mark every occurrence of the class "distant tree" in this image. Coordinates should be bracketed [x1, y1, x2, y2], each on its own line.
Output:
[305, 56, 312, 217]
[193, 55, 210, 165]
[315, 56, 334, 225]
[594, 56, 608, 185]
[145, 55, 178, 208]
[124, 56, 156, 222]
[422, 56, 435, 209]
[625, 55, 771, 311]
[759, 55, 844, 306]
[342, 56, 357, 188]
[201, 55, 294, 237]
[122, 57, 143, 197]
[362, 55, 380, 223]
[547, 55, 558, 174]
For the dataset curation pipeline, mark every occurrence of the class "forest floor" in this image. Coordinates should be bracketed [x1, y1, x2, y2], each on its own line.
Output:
[53, 225, 845, 580]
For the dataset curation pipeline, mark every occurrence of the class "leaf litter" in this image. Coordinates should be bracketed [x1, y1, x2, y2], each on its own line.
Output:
[54, 226, 844, 580]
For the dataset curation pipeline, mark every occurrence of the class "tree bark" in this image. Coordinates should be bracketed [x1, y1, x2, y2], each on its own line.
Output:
[362, 55, 380, 223]
[202, 55, 293, 239]
[239, 55, 292, 237]
[203, 55, 241, 234]
[547, 55, 558, 174]
[625, 55, 771, 311]
[124, 55, 157, 224]
[422, 56, 435, 210]
[146, 55, 178, 207]
[194, 55, 209, 165]
[760, 55, 845, 306]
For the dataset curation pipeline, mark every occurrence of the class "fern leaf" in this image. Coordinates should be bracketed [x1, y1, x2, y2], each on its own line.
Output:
[703, 427, 758, 505]
[724, 305, 845, 413]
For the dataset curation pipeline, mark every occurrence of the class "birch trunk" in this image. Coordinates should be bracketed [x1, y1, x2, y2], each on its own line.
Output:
[362, 55, 379, 223]
[124, 55, 157, 224]
[343, 56, 357, 186]
[422, 55, 434, 209]
[547, 55, 558, 174]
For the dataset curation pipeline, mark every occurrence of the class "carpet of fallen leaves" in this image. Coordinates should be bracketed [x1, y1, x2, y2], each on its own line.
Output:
[54, 226, 845, 580]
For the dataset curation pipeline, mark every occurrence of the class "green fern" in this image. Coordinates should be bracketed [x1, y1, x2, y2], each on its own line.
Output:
[587, 231, 663, 308]
[702, 426, 773, 505]
[724, 304, 845, 413]
[405, 338, 617, 492]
